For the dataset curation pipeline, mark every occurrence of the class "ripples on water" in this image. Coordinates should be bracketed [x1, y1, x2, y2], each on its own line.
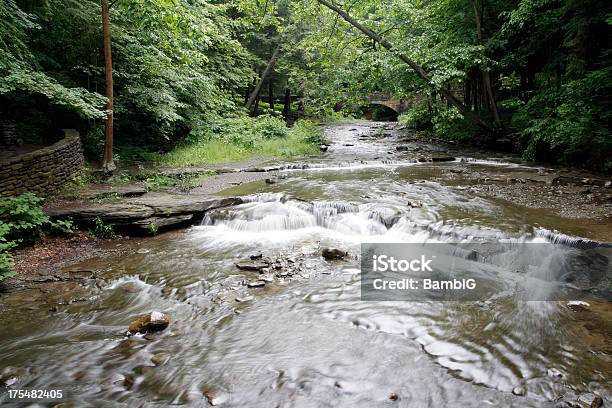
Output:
[0, 123, 609, 407]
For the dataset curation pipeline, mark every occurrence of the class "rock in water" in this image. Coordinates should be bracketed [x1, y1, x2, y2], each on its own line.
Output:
[577, 393, 603, 408]
[512, 386, 526, 396]
[236, 261, 269, 271]
[320, 145, 328, 152]
[322, 248, 347, 260]
[566, 300, 590, 312]
[129, 311, 170, 334]
[246, 280, 265, 288]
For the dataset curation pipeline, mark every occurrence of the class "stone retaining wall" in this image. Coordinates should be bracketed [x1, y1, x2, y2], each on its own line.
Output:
[0, 129, 84, 197]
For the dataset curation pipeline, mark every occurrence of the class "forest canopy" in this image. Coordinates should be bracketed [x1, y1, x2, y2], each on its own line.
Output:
[1, 0, 610, 171]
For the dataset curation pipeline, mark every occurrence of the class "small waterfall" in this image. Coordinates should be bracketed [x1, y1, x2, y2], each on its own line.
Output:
[534, 228, 607, 249]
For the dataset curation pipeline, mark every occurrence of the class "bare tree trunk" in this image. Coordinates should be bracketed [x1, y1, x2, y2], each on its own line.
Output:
[245, 44, 282, 111]
[315, 0, 494, 133]
[283, 87, 291, 119]
[268, 76, 275, 111]
[101, 0, 115, 172]
[473, 0, 501, 127]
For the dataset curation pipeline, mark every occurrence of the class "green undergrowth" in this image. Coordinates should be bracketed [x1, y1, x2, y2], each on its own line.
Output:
[155, 116, 325, 167]
[0, 193, 75, 281]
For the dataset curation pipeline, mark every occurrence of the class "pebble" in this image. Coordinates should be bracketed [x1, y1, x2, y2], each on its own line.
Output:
[512, 386, 526, 396]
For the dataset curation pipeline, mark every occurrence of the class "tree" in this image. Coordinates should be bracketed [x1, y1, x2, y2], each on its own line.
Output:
[473, 0, 501, 126]
[245, 44, 282, 111]
[313, 0, 494, 133]
[101, 0, 115, 172]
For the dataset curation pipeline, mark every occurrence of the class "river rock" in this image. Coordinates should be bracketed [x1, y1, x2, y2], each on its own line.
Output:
[236, 261, 269, 271]
[547, 368, 564, 379]
[396, 145, 410, 151]
[512, 386, 526, 396]
[322, 248, 347, 260]
[431, 156, 455, 162]
[128, 311, 170, 334]
[555, 392, 603, 408]
[246, 280, 265, 288]
[576, 393, 603, 408]
[566, 300, 590, 312]
[151, 353, 169, 366]
[265, 178, 277, 184]
[320, 145, 328, 152]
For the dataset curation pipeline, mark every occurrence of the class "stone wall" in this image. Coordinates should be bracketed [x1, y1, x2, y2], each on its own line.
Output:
[0, 129, 84, 197]
[0, 120, 18, 146]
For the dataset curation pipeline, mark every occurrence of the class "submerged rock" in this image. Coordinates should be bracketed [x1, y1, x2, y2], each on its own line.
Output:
[555, 392, 603, 408]
[151, 353, 170, 366]
[128, 311, 170, 334]
[246, 280, 265, 288]
[236, 261, 269, 271]
[547, 368, 564, 379]
[322, 248, 347, 260]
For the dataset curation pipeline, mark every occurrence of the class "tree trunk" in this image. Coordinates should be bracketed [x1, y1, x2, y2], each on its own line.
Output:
[315, 0, 494, 133]
[245, 44, 282, 111]
[101, 0, 115, 172]
[268, 76, 275, 111]
[253, 92, 261, 115]
[283, 87, 291, 119]
[473, 0, 501, 127]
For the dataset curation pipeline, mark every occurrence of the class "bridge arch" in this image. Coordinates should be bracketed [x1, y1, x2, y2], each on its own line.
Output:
[362, 103, 399, 121]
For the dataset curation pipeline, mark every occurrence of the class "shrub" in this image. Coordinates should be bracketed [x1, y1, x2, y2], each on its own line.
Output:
[0, 193, 50, 246]
[0, 193, 77, 281]
[90, 217, 115, 238]
[398, 100, 432, 129]
[0, 223, 16, 281]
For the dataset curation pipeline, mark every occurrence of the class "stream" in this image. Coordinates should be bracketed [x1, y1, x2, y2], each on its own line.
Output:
[0, 122, 610, 407]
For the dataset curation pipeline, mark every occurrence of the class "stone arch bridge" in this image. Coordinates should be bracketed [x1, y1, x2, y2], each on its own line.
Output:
[366, 93, 410, 114]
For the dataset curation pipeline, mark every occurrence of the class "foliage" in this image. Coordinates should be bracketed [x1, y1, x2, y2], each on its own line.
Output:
[0, 193, 75, 245]
[90, 217, 115, 239]
[0, 223, 16, 282]
[159, 117, 323, 167]
[0, 193, 75, 281]
[398, 101, 432, 130]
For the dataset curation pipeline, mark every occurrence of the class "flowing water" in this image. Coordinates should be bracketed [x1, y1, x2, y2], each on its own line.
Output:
[0, 122, 610, 407]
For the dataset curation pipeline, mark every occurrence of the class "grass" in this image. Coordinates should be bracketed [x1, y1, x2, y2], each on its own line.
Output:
[156, 118, 325, 167]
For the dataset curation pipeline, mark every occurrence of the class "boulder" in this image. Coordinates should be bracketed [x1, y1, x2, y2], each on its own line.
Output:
[129, 311, 170, 334]
[322, 248, 347, 260]
[320, 145, 329, 152]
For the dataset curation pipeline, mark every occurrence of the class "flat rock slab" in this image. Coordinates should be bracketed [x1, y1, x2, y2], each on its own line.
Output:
[133, 193, 241, 216]
[46, 202, 155, 222]
[46, 193, 242, 233]
[74, 184, 148, 199]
